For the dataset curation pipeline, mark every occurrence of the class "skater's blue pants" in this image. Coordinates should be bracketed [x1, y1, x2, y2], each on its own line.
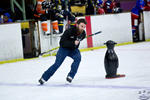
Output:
[42, 47, 81, 81]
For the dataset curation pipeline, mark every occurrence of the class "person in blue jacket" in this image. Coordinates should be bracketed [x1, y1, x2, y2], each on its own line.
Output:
[0, 13, 13, 24]
[39, 18, 87, 85]
[131, 0, 145, 41]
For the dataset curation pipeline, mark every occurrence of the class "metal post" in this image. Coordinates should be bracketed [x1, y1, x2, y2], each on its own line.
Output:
[22, 0, 26, 20]
[10, 0, 26, 20]
[10, 0, 15, 13]
[33, 0, 36, 6]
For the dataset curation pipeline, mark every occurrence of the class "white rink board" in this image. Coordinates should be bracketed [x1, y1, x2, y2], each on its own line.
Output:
[91, 13, 132, 47]
[79, 12, 133, 49]
[0, 23, 23, 61]
[143, 11, 150, 40]
[38, 20, 60, 53]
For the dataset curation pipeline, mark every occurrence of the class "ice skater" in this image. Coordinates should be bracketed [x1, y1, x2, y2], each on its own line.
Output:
[104, 40, 125, 79]
[39, 18, 87, 84]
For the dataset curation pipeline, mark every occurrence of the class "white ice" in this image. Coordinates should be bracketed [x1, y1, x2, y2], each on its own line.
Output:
[0, 41, 150, 100]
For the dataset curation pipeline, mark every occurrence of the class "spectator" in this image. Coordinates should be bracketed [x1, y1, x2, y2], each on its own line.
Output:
[58, 0, 76, 29]
[96, 0, 105, 15]
[86, 0, 95, 15]
[144, 0, 150, 11]
[113, 0, 122, 13]
[131, 0, 146, 41]
[0, 12, 13, 24]
[103, 0, 115, 13]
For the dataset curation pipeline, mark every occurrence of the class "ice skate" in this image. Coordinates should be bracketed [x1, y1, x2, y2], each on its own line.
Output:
[66, 76, 73, 83]
[38, 78, 46, 85]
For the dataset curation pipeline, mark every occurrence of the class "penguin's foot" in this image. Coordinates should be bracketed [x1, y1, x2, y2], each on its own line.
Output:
[105, 74, 125, 79]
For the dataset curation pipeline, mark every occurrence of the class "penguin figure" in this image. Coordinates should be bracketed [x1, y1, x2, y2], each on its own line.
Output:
[104, 40, 125, 79]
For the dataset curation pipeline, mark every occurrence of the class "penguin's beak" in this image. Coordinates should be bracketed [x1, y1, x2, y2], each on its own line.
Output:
[114, 42, 117, 44]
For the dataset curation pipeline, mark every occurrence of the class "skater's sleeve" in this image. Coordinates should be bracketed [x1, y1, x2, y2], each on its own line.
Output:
[77, 31, 86, 41]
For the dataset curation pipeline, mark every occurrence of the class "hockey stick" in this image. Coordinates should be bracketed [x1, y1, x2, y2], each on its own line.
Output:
[86, 31, 102, 38]
[39, 31, 102, 56]
[39, 46, 59, 56]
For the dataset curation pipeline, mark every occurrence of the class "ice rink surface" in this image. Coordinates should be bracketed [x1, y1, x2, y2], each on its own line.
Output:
[0, 41, 150, 100]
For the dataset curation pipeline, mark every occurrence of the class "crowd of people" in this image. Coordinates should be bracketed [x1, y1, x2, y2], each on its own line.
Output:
[33, 0, 123, 35]
[34, 0, 76, 35]
[0, 0, 124, 34]
[86, 0, 122, 15]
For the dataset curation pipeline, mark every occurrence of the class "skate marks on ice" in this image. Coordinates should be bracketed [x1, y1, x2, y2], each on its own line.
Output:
[0, 82, 150, 90]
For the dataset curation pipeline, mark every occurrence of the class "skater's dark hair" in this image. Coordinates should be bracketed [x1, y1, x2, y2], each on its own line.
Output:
[76, 18, 87, 25]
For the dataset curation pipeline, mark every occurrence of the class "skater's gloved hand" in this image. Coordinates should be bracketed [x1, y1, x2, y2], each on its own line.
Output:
[75, 40, 80, 45]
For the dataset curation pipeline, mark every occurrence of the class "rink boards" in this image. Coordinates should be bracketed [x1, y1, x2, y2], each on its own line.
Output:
[0, 11, 150, 62]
